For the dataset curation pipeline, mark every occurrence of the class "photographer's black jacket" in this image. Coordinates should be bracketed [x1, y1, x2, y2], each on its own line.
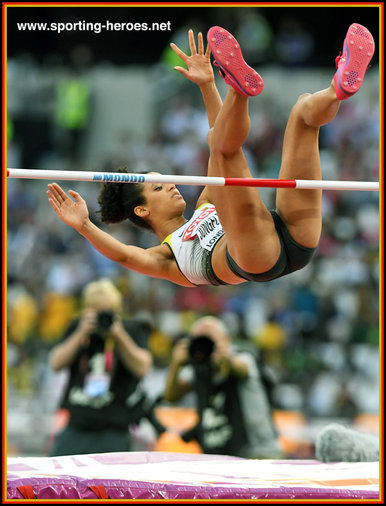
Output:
[181, 348, 281, 459]
[57, 318, 151, 431]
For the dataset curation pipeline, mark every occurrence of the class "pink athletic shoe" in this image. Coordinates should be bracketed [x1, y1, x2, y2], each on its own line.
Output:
[334, 23, 375, 100]
[207, 26, 264, 97]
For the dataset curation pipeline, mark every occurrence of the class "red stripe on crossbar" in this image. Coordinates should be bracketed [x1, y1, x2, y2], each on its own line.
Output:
[224, 178, 297, 188]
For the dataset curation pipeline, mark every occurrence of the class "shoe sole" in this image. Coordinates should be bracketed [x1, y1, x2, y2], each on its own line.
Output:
[335, 23, 375, 99]
[207, 26, 264, 96]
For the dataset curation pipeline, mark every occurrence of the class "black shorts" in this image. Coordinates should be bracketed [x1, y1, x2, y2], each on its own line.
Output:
[225, 210, 317, 282]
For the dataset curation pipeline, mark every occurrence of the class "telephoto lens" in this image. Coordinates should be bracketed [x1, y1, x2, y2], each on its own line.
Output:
[97, 310, 115, 331]
[188, 335, 215, 363]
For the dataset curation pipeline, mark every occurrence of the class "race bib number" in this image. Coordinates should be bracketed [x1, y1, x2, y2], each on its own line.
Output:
[183, 207, 224, 251]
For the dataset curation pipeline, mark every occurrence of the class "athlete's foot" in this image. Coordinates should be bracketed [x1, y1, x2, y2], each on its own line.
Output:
[333, 23, 375, 100]
[207, 26, 264, 97]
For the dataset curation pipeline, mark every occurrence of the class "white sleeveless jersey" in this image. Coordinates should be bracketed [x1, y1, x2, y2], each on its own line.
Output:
[162, 203, 226, 286]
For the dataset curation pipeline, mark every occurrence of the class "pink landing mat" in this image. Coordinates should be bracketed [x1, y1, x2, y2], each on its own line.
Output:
[7, 451, 380, 500]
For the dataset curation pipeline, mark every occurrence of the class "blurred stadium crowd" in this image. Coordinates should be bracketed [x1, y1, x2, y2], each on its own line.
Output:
[6, 9, 379, 456]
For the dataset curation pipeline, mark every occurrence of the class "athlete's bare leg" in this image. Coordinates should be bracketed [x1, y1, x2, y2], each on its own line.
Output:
[206, 22, 373, 275]
[275, 82, 340, 248]
[207, 87, 281, 274]
[273, 20, 374, 248]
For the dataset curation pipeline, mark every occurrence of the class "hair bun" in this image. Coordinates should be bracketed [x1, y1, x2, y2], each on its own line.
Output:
[96, 168, 152, 230]
[97, 167, 129, 224]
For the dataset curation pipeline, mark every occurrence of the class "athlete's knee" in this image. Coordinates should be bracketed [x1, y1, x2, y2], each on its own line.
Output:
[207, 128, 226, 156]
[206, 128, 214, 146]
[208, 125, 248, 157]
[290, 93, 312, 116]
[207, 127, 231, 155]
[209, 137, 243, 159]
[291, 93, 321, 127]
[297, 92, 312, 104]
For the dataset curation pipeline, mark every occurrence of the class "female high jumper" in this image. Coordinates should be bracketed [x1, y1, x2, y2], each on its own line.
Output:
[47, 24, 375, 287]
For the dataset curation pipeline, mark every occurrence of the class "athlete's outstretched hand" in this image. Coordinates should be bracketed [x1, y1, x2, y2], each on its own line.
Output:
[170, 29, 214, 86]
[47, 183, 89, 232]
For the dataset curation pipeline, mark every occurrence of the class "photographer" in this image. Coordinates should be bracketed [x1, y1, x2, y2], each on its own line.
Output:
[48, 278, 153, 456]
[164, 316, 282, 459]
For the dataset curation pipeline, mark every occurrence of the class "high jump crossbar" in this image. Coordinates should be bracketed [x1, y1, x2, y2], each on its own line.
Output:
[7, 168, 379, 192]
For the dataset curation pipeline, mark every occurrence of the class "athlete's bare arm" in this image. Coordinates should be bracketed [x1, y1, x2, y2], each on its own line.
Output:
[171, 29, 222, 127]
[46, 183, 192, 284]
[171, 29, 223, 207]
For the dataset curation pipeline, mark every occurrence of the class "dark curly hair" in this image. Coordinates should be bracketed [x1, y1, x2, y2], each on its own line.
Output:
[97, 167, 153, 231]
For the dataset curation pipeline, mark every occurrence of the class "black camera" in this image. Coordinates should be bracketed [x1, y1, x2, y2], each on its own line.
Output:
[188, 335, 215, 363]
[97, 310, 115, 331]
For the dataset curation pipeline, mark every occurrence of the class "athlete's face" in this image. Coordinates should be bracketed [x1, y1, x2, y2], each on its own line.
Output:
[134, 172, 186, 223]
